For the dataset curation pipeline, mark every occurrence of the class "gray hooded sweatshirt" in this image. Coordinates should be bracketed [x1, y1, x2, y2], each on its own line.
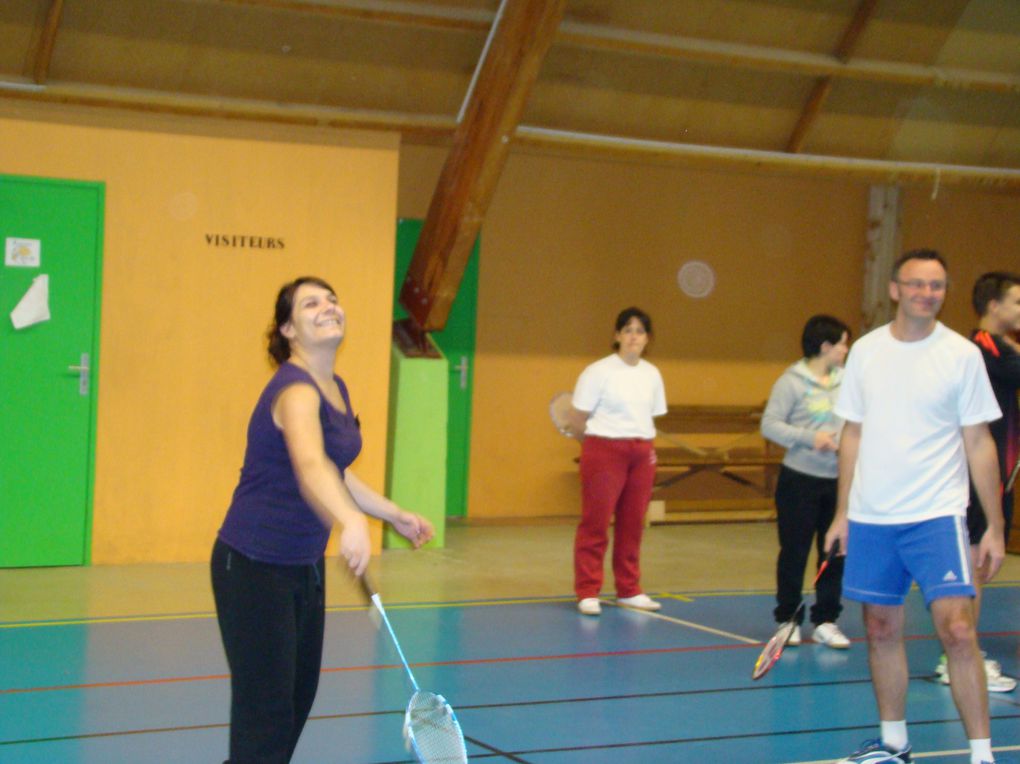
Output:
[761, 360, 844, 479]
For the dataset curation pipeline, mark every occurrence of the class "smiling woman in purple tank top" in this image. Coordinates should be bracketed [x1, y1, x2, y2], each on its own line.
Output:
[211, 276, 434, 763]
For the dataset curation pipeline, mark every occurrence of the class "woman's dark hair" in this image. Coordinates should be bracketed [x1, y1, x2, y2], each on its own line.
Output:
[267, 276, 336, 366]
[801, 314, 850, 358]
[612, 307, 653, 351]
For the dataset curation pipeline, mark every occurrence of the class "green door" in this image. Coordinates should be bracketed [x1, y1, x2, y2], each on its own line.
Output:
[394, 219, 479, 518]
[0, 175, 104, 567]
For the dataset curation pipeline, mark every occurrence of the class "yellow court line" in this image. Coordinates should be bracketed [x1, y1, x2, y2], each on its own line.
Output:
[607, 602, 760, 645]
[0, 597, 580, 629]
[3, 580, 1017, 629]
[784, 744, 1020, 764]
[0, 612, 217, 629]
[660, 593, 695, 602]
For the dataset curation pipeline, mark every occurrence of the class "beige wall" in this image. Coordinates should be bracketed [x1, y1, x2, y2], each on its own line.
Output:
[400, 145, 1020, 520]
[1, 105, 399, 563]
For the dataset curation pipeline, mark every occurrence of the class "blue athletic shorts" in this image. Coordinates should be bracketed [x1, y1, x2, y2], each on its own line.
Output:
[843, 515, 974, 607]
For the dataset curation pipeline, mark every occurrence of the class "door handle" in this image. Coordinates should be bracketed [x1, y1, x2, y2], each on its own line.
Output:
[452, 356, 468, 390]
[68, 353, 89, 396]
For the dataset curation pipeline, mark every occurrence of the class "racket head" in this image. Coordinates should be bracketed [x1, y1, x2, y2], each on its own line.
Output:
[751, 621, 797, 681]
[549, 392, 574, 437]
[403, 690, 468, 763]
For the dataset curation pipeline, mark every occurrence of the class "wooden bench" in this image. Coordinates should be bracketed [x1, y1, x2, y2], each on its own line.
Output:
[648, 404, 784, 523]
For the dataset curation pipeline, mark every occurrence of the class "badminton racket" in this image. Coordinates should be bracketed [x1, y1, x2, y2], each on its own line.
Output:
[549, 391, 575, 437]
[751, 540, 840, 681]
[360, 573, 468, 764]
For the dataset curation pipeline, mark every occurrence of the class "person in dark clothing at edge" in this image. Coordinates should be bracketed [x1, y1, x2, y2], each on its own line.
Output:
[935, 271, 1020, 694]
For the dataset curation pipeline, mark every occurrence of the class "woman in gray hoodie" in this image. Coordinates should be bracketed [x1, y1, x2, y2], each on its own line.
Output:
[761, 314, 851, 649]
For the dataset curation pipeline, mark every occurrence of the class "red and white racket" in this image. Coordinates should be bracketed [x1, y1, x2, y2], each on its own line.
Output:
[751, 540, 840, 681]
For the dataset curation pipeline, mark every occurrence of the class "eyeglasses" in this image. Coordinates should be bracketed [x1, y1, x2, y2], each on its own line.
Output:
[896, 279, 948, 293]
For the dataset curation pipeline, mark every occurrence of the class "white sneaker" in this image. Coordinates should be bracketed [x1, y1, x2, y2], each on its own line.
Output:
[786, 625, 802, 646]
[812, 622, 851, 649]
[936, 652, 1002, 676]
[616, 593, 661, 611]
[986, 671, 1018, 693]
[934, 654, 1017, 692]
[577, 597, 601, 616]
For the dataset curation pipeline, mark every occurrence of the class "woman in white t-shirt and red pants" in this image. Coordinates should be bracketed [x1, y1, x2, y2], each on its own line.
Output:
[562, 307, 668, 616]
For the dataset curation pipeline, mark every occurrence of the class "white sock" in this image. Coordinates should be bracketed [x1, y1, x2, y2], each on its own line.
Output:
[970, 738, 993, 764]
[880, 720, 908, 751]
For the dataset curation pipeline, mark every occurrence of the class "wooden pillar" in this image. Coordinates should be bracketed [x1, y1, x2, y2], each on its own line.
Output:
[862, 185, 901, 334]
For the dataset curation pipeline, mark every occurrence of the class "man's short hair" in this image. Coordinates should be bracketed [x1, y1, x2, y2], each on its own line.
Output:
[891, 248, 948, 281]
[972, 271, 1020, 317]
[801, 314, 850, 358]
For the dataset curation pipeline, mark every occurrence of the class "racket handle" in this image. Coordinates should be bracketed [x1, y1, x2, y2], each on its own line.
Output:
[829, 537, 841, 559]
[813, 538, 841, 584]
[360, 571, 377, 600]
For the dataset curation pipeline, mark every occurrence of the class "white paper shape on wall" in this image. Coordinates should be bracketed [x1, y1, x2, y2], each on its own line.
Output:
[5, 238, 41, 267]
[10, 274, 50, 329]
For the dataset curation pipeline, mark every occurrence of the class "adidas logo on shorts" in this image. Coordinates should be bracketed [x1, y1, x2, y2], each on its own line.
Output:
[942, 570, 958, 582]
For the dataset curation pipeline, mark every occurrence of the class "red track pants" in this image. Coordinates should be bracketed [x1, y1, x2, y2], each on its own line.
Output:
[574, 436, 657, 600]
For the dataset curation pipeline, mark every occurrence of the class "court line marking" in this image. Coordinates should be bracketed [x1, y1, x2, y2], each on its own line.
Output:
[784, 743, 1020, 763]
[608, 601, 760, 644]
[3, 580, 1017, 629]
[9, 678, 1009, 749]
[0, 642, 763, 695]
[429, 716, 1020, 760]
[0, 709, 525, 763]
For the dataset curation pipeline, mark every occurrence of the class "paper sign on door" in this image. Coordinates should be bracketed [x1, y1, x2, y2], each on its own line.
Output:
[5, 237, 41, 267]
[10, 274, 50, 329]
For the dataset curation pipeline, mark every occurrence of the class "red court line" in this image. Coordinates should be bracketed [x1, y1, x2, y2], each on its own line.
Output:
[5, 630, 1016, 697]
[1, 642, 755, 696]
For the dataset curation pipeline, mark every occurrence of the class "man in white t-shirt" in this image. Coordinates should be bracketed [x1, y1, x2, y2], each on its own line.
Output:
[825, 250, 1007, 764]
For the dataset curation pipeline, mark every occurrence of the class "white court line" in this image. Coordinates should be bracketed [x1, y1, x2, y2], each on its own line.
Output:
[783, 743, 1020, 764]
[607, 602, 760, 645]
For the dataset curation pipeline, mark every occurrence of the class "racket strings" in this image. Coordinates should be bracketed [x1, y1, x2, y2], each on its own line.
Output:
[751, 622, 796, 680]
[406, 691, 467, 764]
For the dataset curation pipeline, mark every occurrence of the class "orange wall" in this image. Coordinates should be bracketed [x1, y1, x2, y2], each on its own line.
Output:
[5, 101, 1018, 553]
[1, 105, 399, 563]
[902, 186, 1020, 331]
[399, 145, 1020, 520]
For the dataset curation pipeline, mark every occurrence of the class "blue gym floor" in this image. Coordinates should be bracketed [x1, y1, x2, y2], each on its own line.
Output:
[2, 582, 1017, 763]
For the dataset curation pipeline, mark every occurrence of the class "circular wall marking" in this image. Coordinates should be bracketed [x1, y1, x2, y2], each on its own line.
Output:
[677, 260, 715, 298]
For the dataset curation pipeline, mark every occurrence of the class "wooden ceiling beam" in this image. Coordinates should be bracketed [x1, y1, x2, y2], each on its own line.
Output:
[204, 0, 1020, 94]
[557, 22, 1020, 94]
[32, 0, 65, 85]
[515, 126, 1020, 192]
[398, 0, 567, 335]
[786, 0, 878, 154]
[2, 80, 1018, 192]
[0, 79, 456, 137]
[215, 0, 492, 32]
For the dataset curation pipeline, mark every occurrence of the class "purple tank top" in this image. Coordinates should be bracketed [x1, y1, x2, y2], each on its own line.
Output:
[217, 363, 363, 564]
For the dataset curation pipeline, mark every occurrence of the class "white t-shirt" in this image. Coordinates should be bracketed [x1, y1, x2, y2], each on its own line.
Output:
[573, 354, 667, 439]
[835, 322, 1001, 524]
